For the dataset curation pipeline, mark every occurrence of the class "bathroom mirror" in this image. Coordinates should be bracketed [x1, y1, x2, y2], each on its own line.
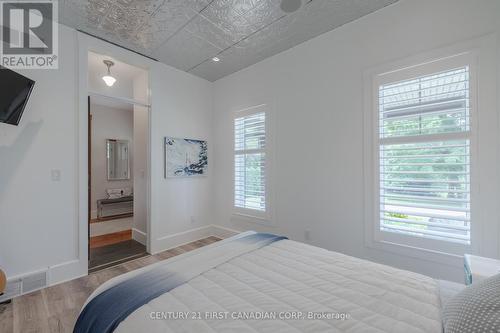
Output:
[106, 139, 130, 180]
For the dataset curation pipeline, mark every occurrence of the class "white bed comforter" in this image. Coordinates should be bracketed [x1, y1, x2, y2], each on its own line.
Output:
[87, 236, 443, 333]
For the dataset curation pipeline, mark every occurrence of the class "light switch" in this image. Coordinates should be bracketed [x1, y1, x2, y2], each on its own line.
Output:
[51, 169, 61, 181]
[304, 229, 311, 241]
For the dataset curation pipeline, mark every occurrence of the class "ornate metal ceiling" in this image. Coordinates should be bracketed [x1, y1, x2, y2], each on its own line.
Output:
[60, 0, 399, 81]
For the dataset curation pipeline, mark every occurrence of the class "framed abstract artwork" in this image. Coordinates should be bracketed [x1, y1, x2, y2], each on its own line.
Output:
[164, 137, 208, 177]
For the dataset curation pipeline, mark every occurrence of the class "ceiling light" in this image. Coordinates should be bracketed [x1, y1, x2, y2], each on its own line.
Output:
[212, 57, 220, 62]
[280, 0, 302, 13]
[102, 60, 116, 87]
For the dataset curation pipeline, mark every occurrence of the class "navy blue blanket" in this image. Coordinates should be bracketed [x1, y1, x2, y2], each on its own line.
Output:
[74, 232, 287, 333]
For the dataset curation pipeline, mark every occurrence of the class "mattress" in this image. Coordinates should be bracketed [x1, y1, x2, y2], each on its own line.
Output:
[76, 232, 446, 333]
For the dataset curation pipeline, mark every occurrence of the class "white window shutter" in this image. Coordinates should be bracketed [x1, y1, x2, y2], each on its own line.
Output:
[378, 67, 471, 244]
[234, 112, 266, 212]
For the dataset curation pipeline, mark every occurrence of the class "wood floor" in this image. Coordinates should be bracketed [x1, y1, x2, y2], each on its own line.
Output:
[89, 239, 148, 272]
[89, 229, 132, 248]
[0, 236, 221, 333]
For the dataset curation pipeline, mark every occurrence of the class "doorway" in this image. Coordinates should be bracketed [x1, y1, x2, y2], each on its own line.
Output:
[87, 51, 150, 272]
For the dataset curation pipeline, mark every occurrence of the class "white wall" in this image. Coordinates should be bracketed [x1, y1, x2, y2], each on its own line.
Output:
[90, 103, 134, 218]
[79, 33, 215, 266]
[82, 36, 215, 254]
[0, 25, 79, 280]
[0, 23, 213, 285]
[149, 62, 214, 253]
[212, 0, 500, 282]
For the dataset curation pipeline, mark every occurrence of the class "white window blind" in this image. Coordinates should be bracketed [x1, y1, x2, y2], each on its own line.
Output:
[378, 67, 471, 244]
[234, 111, 266, 212]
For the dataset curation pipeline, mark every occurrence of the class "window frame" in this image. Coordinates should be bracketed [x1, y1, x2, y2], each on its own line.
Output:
[364, 52, 479, 257]
[232, 104, 273, 223]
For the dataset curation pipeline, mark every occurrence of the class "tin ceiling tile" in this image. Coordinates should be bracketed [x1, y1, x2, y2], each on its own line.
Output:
[152, 29, 222, 71]
[185, 14, 236, 50]
[60, 0, 399, 81]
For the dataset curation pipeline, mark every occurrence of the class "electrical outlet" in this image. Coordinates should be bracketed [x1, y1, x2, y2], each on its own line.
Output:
[51, 169, 61, 181]
[190, 216, 196, 224]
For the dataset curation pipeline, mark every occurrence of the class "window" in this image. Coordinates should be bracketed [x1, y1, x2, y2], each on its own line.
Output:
[375, 61, 472, 247]
[234, 106, 269, 219]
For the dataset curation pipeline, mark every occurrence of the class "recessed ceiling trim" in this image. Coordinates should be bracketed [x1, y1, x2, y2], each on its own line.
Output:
[89, 91, 151, 108]
[78, 30, 158, 62]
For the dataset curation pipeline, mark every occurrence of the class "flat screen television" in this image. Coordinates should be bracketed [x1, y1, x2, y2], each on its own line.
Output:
[0, 66, 35, 126]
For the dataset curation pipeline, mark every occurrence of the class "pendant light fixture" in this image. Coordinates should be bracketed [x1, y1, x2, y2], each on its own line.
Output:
[102, 60, 116, 87]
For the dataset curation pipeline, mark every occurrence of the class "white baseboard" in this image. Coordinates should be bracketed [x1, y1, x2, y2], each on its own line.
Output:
[4, 258, 87, 300]
[151, 224, 242, 254]
[152, 225, 213, 254]
[6, 225, 242, 296]
[209, 225, 241, 239]
[132, 228, 147, 245]
[48, 259, 87, 286]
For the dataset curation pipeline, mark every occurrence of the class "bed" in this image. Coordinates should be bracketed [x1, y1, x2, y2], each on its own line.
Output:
[74, 231, 464, 333]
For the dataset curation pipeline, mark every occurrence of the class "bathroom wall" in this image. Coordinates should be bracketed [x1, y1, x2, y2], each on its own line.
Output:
[90, 103, 134, 218]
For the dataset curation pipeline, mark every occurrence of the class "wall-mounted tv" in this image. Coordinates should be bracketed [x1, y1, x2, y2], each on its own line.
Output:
[0, 66, 35, 126]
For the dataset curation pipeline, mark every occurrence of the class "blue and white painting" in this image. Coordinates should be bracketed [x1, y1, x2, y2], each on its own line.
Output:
[164, 137, 208, 177]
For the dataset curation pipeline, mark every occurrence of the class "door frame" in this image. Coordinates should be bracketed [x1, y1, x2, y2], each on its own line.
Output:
[76, 32, 153, 277]
[87, 93, 151, 261]
[88, 96, 91, 259]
